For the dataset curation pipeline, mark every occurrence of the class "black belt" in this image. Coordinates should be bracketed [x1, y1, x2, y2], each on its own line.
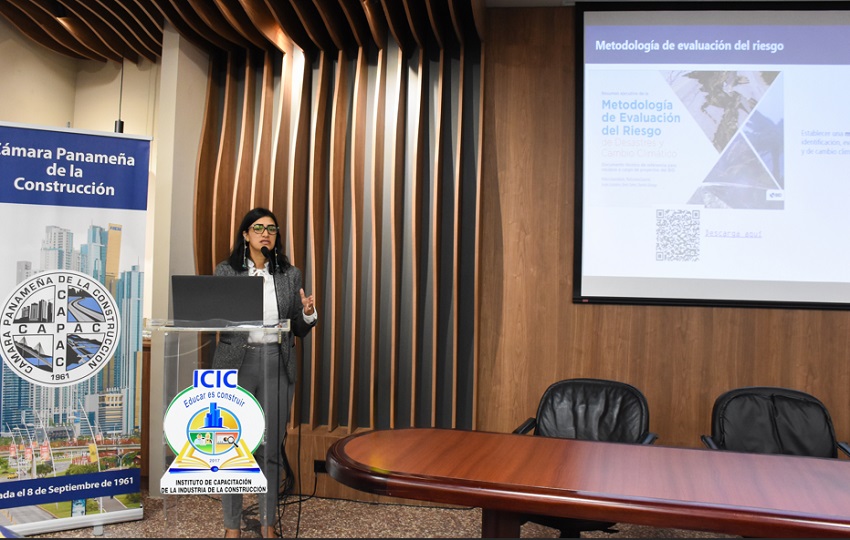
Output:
[244, 343, 280, 350]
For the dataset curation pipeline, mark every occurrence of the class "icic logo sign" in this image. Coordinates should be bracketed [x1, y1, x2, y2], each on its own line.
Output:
[193, 369, 238, 389]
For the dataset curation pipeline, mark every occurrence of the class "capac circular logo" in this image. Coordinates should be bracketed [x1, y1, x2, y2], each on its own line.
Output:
[0, 270, 120, 387]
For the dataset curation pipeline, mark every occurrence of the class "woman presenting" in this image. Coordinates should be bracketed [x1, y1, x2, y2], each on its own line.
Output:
[213, 207, 316, 538]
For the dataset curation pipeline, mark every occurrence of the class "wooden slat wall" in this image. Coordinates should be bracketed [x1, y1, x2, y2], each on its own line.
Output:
[430, 49, 445, 428]
[408, 47, 426, 429]
[368, 47, 387, 429]
[388, 45, 407, 430]
[327, 49, 348, 432]
[348, 48, 367, 431]
[193, 61, 219, 276]
[252, 52, 274, 208]
[230, 50, 258, 228]
[288, 53, 313, 426]
[308, 51, 333, 432]
[209, 52, 241, 271]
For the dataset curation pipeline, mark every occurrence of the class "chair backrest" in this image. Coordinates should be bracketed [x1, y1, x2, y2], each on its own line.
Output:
[709, 386, 839, 458]
[534, 378, 651, 443]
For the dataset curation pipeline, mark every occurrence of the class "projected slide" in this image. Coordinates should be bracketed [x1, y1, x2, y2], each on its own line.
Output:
[577, 7, 850, 306]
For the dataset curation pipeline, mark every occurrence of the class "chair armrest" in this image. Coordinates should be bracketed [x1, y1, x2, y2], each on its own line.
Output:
[640, 432, 659, 445]
[838, 441, 850, 458]
[513, 418, 536, 435]
[700, 434, 719, 450]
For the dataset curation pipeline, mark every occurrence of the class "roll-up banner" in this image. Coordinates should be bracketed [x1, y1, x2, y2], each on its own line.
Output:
[0, 121, 149, 535]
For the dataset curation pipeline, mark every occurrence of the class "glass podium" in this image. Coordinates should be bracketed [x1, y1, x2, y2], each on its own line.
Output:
[145, 319, 292, 523]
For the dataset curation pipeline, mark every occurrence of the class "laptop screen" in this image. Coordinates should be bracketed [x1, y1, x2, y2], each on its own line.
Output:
[170, 275, 264, 327]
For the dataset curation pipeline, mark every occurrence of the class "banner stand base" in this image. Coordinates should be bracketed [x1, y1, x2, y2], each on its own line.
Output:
[6, 508, 143, 537]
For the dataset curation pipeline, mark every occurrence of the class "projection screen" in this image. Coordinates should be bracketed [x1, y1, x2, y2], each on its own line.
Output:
[574, 2, 850, 309]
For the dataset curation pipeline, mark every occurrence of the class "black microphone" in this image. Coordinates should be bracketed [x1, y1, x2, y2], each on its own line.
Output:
[260, 246, 282, 339]
[260, 246, 274, 274]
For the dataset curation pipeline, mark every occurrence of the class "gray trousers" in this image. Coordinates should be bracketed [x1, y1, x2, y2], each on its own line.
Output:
[222, 344, 294, 529]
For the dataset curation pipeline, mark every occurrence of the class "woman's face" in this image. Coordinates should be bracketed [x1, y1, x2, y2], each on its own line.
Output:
[243, 216, 278, 256]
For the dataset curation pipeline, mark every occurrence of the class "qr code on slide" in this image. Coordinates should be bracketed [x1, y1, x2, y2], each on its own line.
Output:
[656, 209, 700, 262]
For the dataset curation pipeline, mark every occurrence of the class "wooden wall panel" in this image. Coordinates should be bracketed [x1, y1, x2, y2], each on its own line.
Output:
[471, 46, 484, 430]
[408, 48, 427, 427]
[347, 48, 368, 432]
[107, 0, 162, 54]
[186, 0, 251, 49]
[211, 0, 269, 49]
[7, 0, 109, 61]
[288, 52, 314, 426]
[230, 50, 258, 226]
[252, 51, 275, 208]
[58, 0, 139, 62]
[289, 53, 313, 285]
[0, 2, 85, 59]
[430, 49, 445, 428]
[159, 0, 232, 52]
[308, 51, 333, 430]
[327, 50, 349, 432]
[388, 48, 407, 429]
[193, 57, 220, 276]
[271, 49, 295, 232]
[479, 7, 574, 437]
[270, 49, 291, 217]
[450, 51, 465, 428]
[368, 48, 387, 429]
[210, 52, 241, 269]
[478, 7, 850, 451]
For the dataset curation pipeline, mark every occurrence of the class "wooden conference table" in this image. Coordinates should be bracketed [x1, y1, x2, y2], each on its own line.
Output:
[326, 428, 850, 538]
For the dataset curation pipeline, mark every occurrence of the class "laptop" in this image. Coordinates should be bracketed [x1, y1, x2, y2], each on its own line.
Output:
[170, 275, 264, 327]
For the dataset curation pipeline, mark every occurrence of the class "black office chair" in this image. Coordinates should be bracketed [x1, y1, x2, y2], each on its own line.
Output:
[514, 378, 658, 538]
[701, 386, 850, 458]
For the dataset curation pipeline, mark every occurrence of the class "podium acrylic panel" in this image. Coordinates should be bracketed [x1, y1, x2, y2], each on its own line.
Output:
[147, 321, 290, 498]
